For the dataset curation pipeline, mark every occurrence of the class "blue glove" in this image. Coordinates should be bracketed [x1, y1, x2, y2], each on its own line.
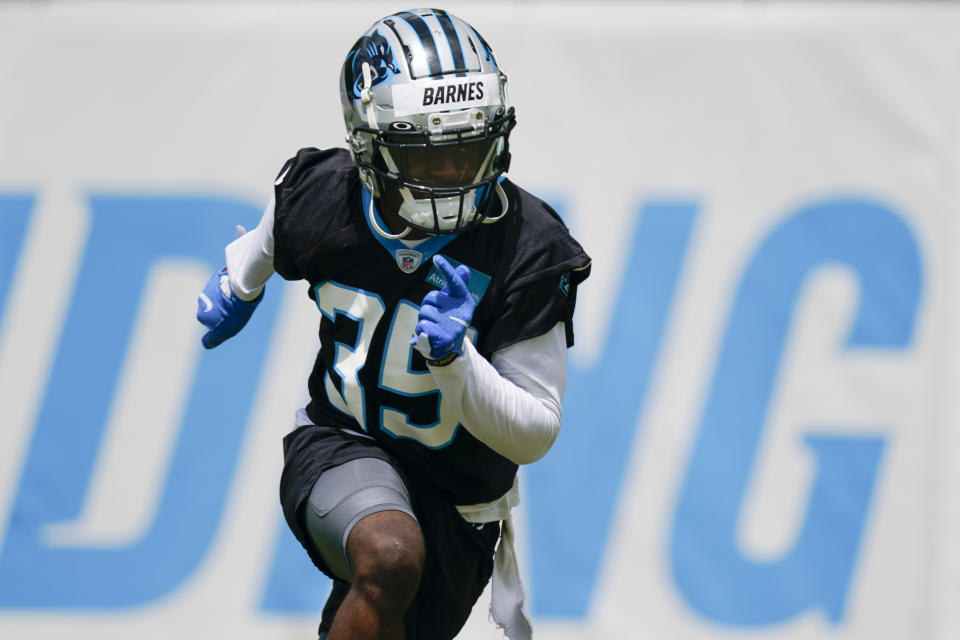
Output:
[411, 255, 475, 361]
[197, 268, 263, 349]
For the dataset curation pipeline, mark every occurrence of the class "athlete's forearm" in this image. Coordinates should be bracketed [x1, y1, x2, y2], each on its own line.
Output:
[427, 324, 567, 465]
[225, 196, 276, 300]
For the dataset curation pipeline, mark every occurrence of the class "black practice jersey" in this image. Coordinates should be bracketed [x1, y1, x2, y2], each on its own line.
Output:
[273, 147, 591, 505]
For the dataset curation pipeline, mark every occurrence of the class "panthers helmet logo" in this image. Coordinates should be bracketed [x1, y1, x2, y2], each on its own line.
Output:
[345, 31, 399, 100]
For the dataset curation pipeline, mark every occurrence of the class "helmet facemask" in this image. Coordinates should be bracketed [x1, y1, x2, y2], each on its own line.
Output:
[352, 107, 515, 235]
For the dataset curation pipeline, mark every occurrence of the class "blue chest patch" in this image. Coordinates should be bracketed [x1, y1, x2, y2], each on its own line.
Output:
[425, 255, 491, 305]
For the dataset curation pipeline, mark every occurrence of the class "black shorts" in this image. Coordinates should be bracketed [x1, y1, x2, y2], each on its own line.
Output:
[279, 423, 501, 639]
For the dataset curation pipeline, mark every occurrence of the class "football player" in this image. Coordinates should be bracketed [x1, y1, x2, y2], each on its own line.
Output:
[197, 9, 590, 640]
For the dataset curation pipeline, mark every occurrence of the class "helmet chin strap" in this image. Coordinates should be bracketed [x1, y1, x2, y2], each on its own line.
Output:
[366, 189, 411, 240]
[358, 70, 409, 240]
[482, 182, 509, 224]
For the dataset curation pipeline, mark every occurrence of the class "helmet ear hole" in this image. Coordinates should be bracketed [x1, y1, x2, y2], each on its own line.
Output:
[389, 121, 415, 132]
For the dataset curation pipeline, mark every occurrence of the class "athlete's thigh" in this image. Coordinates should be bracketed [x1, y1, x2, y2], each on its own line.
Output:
[303, 456, 418, 582]
[402, 473, 500, 639]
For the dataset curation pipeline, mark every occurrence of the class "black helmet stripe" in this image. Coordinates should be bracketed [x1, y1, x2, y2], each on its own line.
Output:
[466, 23, 499, 70]
[395, 11, 443, 78]
[382, 19, 415, 79]
[434, 9, 467, 77]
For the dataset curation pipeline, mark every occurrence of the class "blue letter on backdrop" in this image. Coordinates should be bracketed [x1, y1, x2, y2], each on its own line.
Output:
[526, 201, 698, 617]
[0, 195, 280, 607]
[0, 194, 33, 324]
[670, 198, 922, 625]
[259, 511, 331, 613]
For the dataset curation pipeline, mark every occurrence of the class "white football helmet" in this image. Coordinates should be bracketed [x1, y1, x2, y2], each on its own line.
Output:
[340, 9, 515, 236]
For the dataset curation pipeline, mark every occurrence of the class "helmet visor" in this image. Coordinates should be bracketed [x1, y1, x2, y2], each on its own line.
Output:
[389, 138, 499, 191]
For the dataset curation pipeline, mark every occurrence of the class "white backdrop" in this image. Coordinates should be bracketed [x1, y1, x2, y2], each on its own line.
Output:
[1, 2, 959, 639]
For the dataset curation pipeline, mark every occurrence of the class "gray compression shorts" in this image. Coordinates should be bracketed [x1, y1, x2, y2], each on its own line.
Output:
[303, 457, 417, 582]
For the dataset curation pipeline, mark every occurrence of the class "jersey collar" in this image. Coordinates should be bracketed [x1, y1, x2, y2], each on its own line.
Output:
[362, 188, 456, 274]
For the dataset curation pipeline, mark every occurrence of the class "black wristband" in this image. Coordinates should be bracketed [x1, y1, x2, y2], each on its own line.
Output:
[426, 352, 460, 367]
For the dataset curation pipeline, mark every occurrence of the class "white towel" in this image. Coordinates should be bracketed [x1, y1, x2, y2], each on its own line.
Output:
[458, 478, 532, 640]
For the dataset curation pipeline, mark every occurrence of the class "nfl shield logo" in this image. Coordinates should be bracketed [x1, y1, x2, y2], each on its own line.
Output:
[396, 249, 423, 273]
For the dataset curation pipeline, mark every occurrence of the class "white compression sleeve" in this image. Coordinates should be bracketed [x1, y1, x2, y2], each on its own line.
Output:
[427, 323, 568, 465]
[225, 195, 276, 301]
